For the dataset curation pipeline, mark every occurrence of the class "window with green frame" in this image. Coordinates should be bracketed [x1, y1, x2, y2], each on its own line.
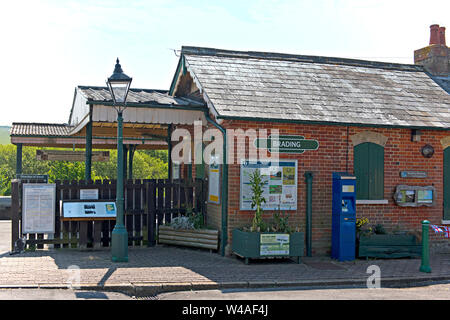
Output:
[353, 142, 384, 200]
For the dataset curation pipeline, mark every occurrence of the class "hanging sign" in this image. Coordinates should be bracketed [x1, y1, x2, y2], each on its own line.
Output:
[36, 150, 110, 162]
[254, 135, 319, 154]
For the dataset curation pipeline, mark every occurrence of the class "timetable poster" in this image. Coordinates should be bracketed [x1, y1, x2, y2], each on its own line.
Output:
[22, 183, 56, 234]
[240, 160, 297, 210]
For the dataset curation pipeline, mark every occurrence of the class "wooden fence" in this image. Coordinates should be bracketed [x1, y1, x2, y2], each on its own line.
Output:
[10, 178, 206, 251]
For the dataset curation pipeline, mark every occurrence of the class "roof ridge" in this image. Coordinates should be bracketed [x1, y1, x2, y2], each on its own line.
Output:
[12, 122, 71, 126]
[181, 46, 424, 72]
[77, 85, 168, 94]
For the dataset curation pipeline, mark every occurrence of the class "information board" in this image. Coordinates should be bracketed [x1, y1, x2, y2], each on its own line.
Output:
[208, 162, 220, 204]
[22, 183, 56, 234]
[61, 201, 117, 220]
[240, 160, 297, 210]
[260, 234, 290, 256]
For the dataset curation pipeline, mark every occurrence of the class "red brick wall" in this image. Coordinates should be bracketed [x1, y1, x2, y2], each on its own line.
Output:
[221, 120, 449, 255]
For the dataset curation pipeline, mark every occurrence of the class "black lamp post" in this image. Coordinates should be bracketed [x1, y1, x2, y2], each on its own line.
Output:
[107, 58, 132, 262]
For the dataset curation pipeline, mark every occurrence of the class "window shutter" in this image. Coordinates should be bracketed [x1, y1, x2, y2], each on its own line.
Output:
[368, 143, 384, 200]
[354, 143, 369, 199]
[354, 142, 384, 200]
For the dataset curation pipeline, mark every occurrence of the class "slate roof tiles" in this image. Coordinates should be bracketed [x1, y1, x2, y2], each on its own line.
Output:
[181, 46, 450, 128]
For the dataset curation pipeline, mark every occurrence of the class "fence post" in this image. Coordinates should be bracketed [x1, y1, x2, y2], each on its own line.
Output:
[419, 220, 431, 273]
[10, 180, 20, 252]
[147, 182, 156, 247]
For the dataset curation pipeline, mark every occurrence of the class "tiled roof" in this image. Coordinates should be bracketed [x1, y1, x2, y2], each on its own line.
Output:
[10, 123, 72, 136]
[78, 86, 203, 106]
[181, 46, 450, 128]
[432, 76, 450, 94]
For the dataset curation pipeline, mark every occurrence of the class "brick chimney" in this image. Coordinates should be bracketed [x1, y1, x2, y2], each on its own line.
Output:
[414, 24, 449, 76]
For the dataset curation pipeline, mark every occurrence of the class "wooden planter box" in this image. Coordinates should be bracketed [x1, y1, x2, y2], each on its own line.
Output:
[358, 234, 421, 259]
[232, 229, 304, 264]
[158, 225, 219, 251]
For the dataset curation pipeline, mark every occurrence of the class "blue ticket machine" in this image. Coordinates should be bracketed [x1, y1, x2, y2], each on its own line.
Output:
[331, 172, 356, 261]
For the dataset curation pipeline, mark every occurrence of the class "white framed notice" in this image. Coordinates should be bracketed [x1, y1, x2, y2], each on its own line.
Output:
[240, 160, 297, 211]
[208, 161, 220, 204]
[22, 183, 56, 234]
[80, 189, 99, 200]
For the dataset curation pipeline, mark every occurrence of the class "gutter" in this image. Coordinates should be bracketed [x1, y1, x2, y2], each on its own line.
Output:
[203, 110, 228, 257]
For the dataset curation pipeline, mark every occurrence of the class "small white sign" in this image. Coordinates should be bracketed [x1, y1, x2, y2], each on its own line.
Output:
[80, 189, 99, 200]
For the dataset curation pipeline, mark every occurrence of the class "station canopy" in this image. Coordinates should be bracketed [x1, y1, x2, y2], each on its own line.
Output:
[10, 86, 207, 150]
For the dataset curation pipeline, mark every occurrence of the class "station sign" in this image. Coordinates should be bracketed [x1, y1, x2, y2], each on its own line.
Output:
[254, 135, 319, 154]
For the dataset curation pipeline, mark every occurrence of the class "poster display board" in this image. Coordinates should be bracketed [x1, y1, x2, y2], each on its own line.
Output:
[22, 183, 56, 234]
[208, 161, 220, 204]
[240, 160, 297, 210]
[61, 200, 117, 220]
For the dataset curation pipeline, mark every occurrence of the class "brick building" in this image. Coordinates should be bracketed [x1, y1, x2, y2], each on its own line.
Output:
[169, 25, 450, 255]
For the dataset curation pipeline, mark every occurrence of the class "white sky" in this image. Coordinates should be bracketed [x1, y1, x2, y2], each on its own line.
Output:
[0, 0, 448, 126]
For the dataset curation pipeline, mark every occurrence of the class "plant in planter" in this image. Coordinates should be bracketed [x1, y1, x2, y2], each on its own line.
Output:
[357, 222, 421, 259]
[158, 207, 219, 251]
[232, 169, 304, 264]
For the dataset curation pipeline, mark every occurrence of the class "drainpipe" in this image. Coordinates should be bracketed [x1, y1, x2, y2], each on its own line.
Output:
[203, 111, 228, 257]
[304, 172, 314, 257]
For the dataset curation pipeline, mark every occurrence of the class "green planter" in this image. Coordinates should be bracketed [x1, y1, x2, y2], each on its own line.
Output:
[358, 234, 421, 259]
[232, 229, 304, 264]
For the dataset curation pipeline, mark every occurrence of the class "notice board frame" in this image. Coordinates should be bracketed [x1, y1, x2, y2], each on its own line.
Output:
[22, 183, 56, 234]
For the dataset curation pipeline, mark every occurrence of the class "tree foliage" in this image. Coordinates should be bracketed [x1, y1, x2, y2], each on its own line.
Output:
[0, 145, 168, 195]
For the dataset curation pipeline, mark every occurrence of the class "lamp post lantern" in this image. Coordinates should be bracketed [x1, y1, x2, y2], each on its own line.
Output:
[107, 58, 132, 262]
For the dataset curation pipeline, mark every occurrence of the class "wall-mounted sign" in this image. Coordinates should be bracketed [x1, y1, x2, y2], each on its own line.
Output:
[16, 174, 49, 182]
[80, 189, 99, 200]
[393, 185, 435, 207]
[240, 160, 297, 210]
[36, 150, 110, 162]
[61, 200, 116, 220]
[208, 158, 220, 204]
[22, 183, 56, 233]
[400, 171, 427, 178]
[254, 135, 319, 154]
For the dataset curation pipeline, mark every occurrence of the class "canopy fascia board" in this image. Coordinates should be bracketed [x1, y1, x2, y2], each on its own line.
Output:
[90, 104, 207, 126]
[11, 135, 167, 147]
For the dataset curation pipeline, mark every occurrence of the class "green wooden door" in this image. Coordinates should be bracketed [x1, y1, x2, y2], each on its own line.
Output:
[444, 148, 450, 220]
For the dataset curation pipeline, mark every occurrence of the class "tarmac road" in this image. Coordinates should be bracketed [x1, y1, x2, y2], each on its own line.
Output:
[156, 282, 450, 300]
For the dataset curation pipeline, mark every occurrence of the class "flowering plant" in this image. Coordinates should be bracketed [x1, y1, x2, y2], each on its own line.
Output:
[356, 217, 372, 237]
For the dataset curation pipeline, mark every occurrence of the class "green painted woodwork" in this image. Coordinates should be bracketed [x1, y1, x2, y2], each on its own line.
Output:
[444, 148, 450, 220]
[232, 229, 304, 264]
[358, 234, 421, 259]
[85, 121, 92, 181]
[420, 220, 431, 273]
[111, 111, 128, 262]
[15, 143, 22, 176]
[354, 142, 384, 200]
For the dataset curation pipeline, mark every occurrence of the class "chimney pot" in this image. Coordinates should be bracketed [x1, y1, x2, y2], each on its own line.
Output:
[430, 24, 440, 45]
[439, 26, 446, 46]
